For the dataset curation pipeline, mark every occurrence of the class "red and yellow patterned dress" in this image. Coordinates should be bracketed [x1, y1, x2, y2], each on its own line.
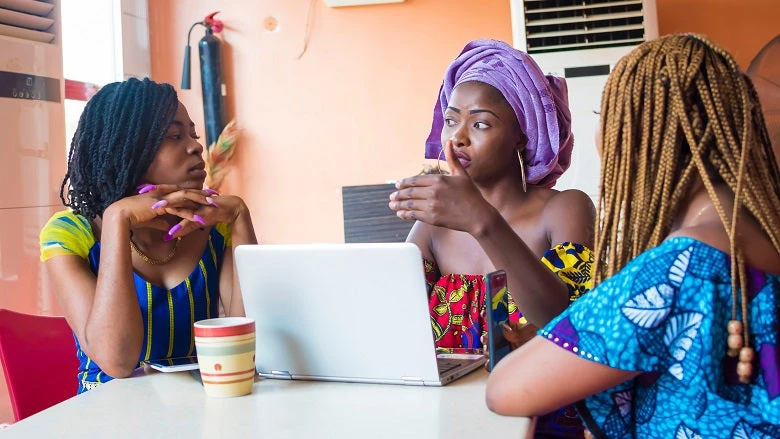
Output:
[424, 242, 594, 439]
[425, 242, 593, 350]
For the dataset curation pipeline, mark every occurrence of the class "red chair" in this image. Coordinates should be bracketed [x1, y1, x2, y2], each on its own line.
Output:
[0, 309, 78, 421]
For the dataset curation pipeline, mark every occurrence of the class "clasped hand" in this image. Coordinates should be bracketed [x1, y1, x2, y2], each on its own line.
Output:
[113, 184, 242, 239]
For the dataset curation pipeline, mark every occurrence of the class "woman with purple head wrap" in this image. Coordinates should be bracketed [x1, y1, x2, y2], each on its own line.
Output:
[424, 39, 574, 189]
[389, 40, 595, 437]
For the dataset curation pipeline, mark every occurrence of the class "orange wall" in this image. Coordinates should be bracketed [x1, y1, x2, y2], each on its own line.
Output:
[0, 0, 772, 428]
[656, 0, 780, 68]
[149, 0, 513, 244]
[148, 0, 780, 245]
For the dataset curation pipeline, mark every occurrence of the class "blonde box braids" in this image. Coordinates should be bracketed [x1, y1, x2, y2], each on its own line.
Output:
[594, 34, 780, 384]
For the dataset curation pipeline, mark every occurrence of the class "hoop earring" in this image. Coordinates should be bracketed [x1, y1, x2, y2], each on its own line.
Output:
[436, 146, 445, 174]
[517, 149, 527, 192]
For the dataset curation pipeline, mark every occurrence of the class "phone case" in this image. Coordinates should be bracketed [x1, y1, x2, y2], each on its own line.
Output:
[146, 356, 199, 372]
[485, 270, 511, 371]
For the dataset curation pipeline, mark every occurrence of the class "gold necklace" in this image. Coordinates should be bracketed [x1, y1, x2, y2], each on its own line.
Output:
[130, 237, 181, 265]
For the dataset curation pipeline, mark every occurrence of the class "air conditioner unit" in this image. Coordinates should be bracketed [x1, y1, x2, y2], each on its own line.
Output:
[510, 0, 659, 201]
[0, 0, 65, 315]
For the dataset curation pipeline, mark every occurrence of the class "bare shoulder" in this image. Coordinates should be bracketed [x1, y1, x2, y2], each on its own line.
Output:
[543, 189, 596, 227]
[666, 224, 730, 252]
[543, 189, 594, 212]
[668, 223, 780, 274]
[405, 220, 436, 261]
[541, 189, 596, 247]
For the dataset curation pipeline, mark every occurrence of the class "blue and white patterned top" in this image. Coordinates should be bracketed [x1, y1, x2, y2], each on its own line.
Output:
[540, 237, 780, 438]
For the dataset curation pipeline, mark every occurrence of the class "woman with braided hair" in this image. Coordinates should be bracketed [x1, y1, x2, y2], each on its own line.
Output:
[39, 78, 257, 393]
[486, 34, 780, 437]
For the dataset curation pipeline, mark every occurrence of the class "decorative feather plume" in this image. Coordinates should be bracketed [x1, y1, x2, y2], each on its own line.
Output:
[205, 119, 239, 190]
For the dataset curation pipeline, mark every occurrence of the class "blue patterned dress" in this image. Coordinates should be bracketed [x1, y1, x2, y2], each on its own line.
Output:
[540, 237, 780, 438]
[40, 210, 231, 393]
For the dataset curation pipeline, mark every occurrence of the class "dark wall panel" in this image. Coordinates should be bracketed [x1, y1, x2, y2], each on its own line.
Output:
[342, 184, 414, 243]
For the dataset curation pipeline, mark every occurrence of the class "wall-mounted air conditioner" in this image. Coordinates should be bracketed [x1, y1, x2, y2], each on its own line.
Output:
[510, 0, 659, 202]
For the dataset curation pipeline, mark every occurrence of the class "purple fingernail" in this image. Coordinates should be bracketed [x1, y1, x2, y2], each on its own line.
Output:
[138, 185, 156, 194]
[167, 224, 182, 236]
[193, 214, 207, 225]
[136, 184, 148, 190]
[163, 233, 174, 242]
[151, 200, 168, 209]
[204, 188, 219, 196]
[206, 197, 219, 207]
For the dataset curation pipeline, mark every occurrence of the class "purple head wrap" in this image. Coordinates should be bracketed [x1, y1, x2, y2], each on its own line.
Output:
[425, 39, 573, 188]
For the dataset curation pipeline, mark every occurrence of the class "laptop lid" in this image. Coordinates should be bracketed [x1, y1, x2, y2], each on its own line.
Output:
[235, 243, 442, 385]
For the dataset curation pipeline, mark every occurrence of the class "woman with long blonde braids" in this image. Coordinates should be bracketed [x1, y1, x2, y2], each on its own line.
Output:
[485, 34, 780, 438]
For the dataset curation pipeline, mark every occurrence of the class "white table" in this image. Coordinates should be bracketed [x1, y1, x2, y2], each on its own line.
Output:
[3, 368, 532, 438]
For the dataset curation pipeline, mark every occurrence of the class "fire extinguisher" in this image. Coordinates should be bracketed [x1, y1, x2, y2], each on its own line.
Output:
[180, 11, 226, 148]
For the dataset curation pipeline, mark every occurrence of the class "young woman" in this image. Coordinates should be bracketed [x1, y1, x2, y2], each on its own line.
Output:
[486, 34, 780, 438]
[390, 39, 596, 438]
[40, 78, 257, 393]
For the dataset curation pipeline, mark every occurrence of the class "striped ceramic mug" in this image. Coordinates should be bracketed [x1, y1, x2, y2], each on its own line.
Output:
[194, 317, 256, 397]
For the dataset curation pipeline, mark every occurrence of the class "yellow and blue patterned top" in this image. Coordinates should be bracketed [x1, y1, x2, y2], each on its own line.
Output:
[40, 210, 231, 393]
[540, 242, 594, 302]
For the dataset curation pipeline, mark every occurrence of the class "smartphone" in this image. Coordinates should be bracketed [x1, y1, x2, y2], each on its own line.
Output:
[145, 356, 199, 372]
[485, 270, 511, 371]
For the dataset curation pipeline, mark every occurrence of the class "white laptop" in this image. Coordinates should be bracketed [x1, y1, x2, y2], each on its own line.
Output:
[234, 243, 485, 386]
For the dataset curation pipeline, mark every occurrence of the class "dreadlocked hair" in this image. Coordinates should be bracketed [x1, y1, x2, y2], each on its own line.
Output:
[60, 77, 178, 220]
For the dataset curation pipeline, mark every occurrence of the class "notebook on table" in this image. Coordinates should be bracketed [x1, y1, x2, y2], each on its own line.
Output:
[234, 243, 485, 386]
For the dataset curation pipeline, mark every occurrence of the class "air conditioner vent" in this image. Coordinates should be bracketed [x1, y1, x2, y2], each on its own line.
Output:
[0, 0, 56, 44]
[524, 0, 647, 53]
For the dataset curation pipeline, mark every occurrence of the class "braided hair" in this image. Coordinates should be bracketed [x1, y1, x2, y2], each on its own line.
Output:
[595, 33, 780, 283]
[595, 34, 780, 373]
[60, 77, 179, 220]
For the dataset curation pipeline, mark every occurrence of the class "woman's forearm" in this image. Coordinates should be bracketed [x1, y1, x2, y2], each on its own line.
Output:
[472, 209, 569, 326]
[223, 201, 258, 317]
[83, 206, 145, 377]
[230, 201, 259, 247]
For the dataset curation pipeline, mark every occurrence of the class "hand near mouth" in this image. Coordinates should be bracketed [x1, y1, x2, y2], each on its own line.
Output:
[388, 140, 496, 235]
